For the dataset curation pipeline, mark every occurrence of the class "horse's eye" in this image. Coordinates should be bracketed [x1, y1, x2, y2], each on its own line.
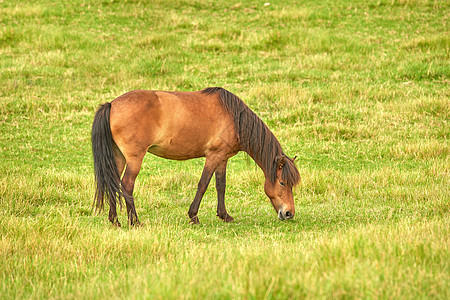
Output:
[279, 181, 285, 186]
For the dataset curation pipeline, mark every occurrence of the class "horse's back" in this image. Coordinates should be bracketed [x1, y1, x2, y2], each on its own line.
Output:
[109, 89, 238, 160]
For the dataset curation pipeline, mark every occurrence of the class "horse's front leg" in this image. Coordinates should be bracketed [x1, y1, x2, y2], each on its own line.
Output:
[188, 157, 221, 224]
[215, 160, 234, 222]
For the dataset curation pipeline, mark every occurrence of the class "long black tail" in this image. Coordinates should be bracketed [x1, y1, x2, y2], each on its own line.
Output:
[91, 103, 124, 211]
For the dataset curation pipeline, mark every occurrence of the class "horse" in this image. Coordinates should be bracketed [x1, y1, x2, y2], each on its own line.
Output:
[91, 87, 300, 226]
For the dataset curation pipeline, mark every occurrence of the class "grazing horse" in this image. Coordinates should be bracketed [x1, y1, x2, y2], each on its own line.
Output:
[92, 87, 300, 226]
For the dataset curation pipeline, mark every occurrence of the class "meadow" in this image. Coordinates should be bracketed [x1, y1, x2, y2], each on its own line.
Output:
[0, 0, 449, 298]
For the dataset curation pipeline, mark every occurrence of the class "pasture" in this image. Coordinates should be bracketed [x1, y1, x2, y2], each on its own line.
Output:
[0, 0, 449, 298]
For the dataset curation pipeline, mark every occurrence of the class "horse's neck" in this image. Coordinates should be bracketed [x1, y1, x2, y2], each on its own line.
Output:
[245, 146, 281, 182]
[247, 152, 267, 176]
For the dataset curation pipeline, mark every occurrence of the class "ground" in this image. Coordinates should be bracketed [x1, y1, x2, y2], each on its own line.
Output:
[0, 0, 448, 298]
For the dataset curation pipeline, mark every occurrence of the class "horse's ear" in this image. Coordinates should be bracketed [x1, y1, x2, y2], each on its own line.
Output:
[292, 155, 297, 162]
[276, 155, 286, 169]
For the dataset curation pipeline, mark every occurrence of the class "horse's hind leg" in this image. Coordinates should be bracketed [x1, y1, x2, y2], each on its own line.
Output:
[114, 144, 126, 178]
[121, 154, 145, 226]
[215, 160, 234, 222]
[108, 146, 126, 227]
[108, 202, 120, 227]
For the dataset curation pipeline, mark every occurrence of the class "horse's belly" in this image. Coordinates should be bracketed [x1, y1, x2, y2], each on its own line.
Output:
[147, 125, 213, 160]
[147, 142, 206, 161]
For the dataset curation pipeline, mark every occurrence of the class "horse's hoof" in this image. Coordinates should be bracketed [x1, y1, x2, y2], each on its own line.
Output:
[218, 213, 234, 223]
[129, 220, 141, 227]
[189, 215, 200, 224]
[111, 221, 121, 228]
[224, 215, 234, 222]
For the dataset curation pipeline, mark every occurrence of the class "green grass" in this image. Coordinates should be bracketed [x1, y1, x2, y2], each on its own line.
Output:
[0, 0, 449, 298]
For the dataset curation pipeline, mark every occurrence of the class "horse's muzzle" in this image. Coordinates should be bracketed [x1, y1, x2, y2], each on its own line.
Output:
[278, 209, 294, 221]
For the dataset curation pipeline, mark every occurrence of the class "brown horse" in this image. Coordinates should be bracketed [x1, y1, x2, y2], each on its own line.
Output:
[92, 87, 300, 226]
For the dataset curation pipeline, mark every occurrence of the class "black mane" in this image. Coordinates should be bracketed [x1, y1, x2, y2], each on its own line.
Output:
[201, 87, 300, 187]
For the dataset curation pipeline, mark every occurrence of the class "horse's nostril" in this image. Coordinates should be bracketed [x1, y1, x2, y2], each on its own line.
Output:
[285, 210, 291, 217]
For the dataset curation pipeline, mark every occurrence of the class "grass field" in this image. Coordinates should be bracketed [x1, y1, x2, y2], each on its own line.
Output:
[0, 0, 449, 298]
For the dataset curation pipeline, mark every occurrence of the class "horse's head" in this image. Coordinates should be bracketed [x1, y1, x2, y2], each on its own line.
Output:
[264, 155, 300, 220]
